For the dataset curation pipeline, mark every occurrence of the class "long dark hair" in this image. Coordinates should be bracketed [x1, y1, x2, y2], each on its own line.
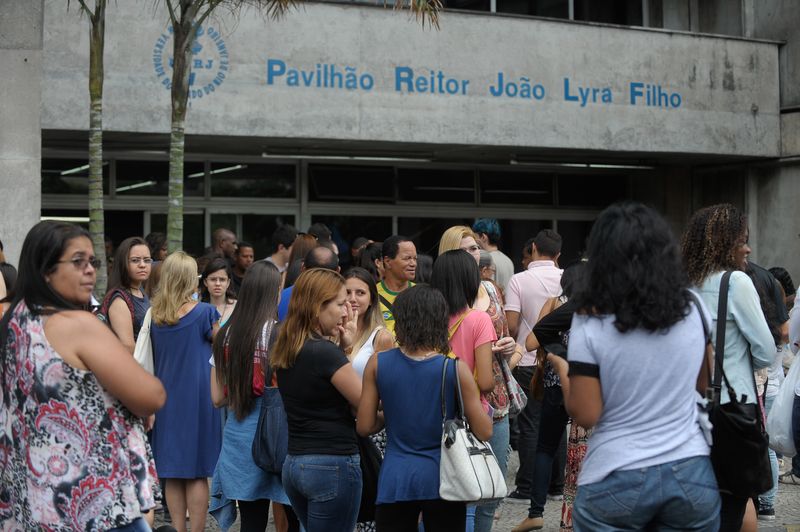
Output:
[430, 249, 480, 316]
[108, 236, 148, 291]
[1, 222, 92, 369]
[212, 261, 282, 419]
[200, 257, 236, 303]
[572, 202, 691, 332]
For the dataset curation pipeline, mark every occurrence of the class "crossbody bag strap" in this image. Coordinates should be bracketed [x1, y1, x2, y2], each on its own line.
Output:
[448, 309, 473, 339]
[713, 271, 737, 402]
[378, 294, 394, 314]
[441, 357, 450, 421]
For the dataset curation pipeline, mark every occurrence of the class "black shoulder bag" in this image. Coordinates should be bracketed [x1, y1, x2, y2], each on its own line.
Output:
[706, 271, 773, 498]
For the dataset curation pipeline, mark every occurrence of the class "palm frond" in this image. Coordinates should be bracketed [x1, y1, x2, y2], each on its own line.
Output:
[394, 0, 442, 30]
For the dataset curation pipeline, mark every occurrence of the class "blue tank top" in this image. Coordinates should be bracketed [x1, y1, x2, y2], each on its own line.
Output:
[375, 348, 457, 503]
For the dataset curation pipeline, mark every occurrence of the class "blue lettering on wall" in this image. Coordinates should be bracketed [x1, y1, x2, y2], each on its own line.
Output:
[261, 58, 686, 110]
[630, 82, 681, 108]
[489, 72, 545, 99]
[394, 67, 469, 95]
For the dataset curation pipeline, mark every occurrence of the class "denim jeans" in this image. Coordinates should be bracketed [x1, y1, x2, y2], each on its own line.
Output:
[529, 386, 569, 518]
[759, 394, 778, 510]
[512, 366, 565, 496]
[282, 453, 362, 532]
[572, 455, 720, 532]
[471, 415, 510, 532]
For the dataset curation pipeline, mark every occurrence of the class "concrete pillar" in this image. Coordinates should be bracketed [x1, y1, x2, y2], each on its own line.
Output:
[0, 0, 43, 267]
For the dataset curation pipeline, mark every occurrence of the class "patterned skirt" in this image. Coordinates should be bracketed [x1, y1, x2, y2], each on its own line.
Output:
[560, 423, 591, 531]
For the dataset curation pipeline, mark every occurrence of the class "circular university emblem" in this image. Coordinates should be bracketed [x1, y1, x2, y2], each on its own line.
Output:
[152, 25, 229, 100]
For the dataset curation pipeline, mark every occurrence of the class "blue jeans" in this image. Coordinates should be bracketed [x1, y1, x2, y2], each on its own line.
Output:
[529, 385, 569, 518]
[573, 456, 720, 532]
[282, 453, 362, 532]
[471, 415, 510, 532]
[759, 394, 778, 510]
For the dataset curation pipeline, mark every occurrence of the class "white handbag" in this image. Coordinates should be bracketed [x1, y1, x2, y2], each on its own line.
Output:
[439, 358, 507, 503]
[133, 308, 154, 374]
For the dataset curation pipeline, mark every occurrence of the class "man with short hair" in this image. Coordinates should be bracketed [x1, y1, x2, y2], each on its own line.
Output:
[231, 241, 255, 296]
[277, 246, 340, 321]
[212, 228, 237, 267]
[504, 229, 564, 506]
[473, 218, 515, 290]
[265, 224, 297, 273]
[377, 235, 417, 335]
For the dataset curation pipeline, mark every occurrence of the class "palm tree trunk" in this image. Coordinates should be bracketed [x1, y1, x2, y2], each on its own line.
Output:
[88, 0, 107, 296]
[166, 4, 198, 254]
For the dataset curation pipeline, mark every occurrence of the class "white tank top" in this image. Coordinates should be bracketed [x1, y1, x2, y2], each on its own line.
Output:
[352, 327, 383, 378]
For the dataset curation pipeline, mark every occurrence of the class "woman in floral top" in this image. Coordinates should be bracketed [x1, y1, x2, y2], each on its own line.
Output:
[0, 221, 166, 531]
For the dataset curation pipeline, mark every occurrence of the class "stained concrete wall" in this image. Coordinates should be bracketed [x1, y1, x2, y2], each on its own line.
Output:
[41, 0, 780, 157]
[0, 0, 43, 267]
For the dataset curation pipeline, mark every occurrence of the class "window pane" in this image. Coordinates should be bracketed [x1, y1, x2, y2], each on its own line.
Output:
[210, 163, 296, 198]
[397, 217, 476, 257]
[397, 168, 475, 203]
[308, 165, 394, 203]
[150, 213, 205, 257]
[557, 174, 629, 208]
[556, 220, 593, 266]
[42, 158, 109, 195]
[310, 215, 392, 269]
[115, 160, 204, 196]
[479, 171, 554, 205]
[574, 0, 643, 25]
[492, 219, 552, 273]
[497, 0, 569, 17]
[242, 214, 296, 260]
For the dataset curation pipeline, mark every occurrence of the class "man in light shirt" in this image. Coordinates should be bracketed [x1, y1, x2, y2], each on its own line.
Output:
[504, 229, 564, 502]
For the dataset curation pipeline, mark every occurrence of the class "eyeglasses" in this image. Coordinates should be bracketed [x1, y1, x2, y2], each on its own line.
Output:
[58, 257, 101, 270]
[129, 257, 153, 265]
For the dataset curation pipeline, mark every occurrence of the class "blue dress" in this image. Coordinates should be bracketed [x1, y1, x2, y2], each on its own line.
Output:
[151, 302, 222, 478]
[375, 348, 456, 504]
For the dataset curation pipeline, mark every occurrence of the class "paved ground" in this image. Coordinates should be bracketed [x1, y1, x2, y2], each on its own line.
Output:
[157, 450, 800, 531]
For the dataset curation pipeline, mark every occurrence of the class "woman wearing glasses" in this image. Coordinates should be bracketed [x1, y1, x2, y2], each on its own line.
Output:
[102, 236, 153, 353]
[438, 226, 520, 532]
[0, 221, 166, 531]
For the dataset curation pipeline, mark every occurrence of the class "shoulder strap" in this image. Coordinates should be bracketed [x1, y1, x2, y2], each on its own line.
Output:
[448, 309, 473, 340]
[713, 271, 737, 401]
[378, 294, 394, 314]
[441, 356, 449, 421]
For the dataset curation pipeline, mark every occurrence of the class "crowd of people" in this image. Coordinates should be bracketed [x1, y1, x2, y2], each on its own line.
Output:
[0, 203, 798, 532]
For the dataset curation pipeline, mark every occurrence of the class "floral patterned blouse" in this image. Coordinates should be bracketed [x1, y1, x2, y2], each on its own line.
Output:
[0, 301, 157, 531]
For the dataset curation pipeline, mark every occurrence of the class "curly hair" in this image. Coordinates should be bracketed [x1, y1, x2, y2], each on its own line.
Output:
[681, 204, 747, 286]
[571, 202, 691, 333]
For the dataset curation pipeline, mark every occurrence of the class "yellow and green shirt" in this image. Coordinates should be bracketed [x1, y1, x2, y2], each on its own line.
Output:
[377, 280, 414, 335]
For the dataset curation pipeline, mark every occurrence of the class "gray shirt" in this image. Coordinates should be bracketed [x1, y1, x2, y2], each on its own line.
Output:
[490, 249, 514, 291]
[568, 297, 711, 485]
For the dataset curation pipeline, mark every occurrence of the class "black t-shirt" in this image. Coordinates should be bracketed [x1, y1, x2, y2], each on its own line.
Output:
[276, 337, 357, 455]
[747, 262, 789, 345]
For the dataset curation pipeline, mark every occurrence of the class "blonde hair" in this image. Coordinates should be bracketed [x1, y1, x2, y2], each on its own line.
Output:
[438, 225, 478, 257]
[271, 268, 345, 369]
[151, 251, 198, 326]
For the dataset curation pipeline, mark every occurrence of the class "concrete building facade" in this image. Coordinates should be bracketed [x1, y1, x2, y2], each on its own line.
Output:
[3, 0, 799, 276]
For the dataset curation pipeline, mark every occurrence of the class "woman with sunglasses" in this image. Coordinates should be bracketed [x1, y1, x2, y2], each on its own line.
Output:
[0, 221, 166, 531]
